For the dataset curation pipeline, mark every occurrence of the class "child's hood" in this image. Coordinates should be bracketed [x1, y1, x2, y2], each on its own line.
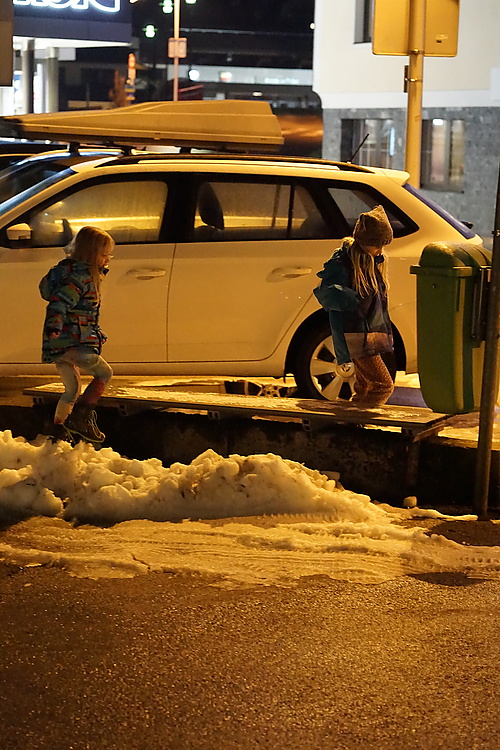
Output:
[316, 245, 350, 281]
[39, 257, 89, 301]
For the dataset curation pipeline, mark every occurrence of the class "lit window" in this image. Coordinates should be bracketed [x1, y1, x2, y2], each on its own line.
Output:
[421, 119, 465, 191]
[341, 119, 396, 168]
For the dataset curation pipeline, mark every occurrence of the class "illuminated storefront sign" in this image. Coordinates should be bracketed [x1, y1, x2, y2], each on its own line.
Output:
[13, 0, 120, 12]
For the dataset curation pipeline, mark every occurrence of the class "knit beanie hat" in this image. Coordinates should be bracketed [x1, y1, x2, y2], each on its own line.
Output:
[353, 205, 393, 247]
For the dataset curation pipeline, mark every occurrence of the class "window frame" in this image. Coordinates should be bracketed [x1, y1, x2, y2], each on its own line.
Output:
[341, 118, 396, 168]
[354, 0, 373, 44]
[420, 118, 465, 192]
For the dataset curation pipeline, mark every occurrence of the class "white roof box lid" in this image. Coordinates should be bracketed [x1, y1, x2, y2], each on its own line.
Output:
[0, 100, 284, 153]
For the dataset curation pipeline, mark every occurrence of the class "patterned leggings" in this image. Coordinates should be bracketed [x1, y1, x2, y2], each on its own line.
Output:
[53, 347, 113, 423]
[351, 354, 394, 407]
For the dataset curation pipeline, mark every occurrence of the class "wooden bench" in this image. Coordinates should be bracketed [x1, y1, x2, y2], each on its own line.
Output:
[25, 383, 453, 499]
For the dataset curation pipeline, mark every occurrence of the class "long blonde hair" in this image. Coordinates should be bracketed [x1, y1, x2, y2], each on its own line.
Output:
[344, 237, 389, 297]
[66, 226, 114, 300]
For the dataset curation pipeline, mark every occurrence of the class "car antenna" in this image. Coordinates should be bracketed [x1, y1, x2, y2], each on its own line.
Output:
[348, 133, 369, 164]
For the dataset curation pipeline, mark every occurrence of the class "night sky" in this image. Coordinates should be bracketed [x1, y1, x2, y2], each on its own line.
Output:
[134, 0, 315, 35]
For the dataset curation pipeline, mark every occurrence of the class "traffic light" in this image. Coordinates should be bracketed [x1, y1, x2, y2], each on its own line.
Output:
[143, 24, 157, 38]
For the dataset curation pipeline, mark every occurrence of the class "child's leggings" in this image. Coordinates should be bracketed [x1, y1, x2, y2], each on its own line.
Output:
[53, 348, 113, 423]
[351, 354, 394, 407]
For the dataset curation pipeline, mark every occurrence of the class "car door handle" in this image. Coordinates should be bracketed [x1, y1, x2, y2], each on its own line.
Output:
[126, 268, 167, 280]
[270, 266, 312, 279]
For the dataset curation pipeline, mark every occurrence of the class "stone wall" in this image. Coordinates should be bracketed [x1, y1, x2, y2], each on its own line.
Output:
[322, 106, 500, 243]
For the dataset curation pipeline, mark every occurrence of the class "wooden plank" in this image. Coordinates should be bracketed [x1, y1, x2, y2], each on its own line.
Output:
[24, 383, 450, 435]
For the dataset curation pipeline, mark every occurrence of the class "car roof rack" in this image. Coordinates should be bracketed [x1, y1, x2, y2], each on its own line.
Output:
[0, 100, 284, 154]
[109, 151, 374, 173]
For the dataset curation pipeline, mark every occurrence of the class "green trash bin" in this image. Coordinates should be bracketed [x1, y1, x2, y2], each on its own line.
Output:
[410, 242, 491, 414]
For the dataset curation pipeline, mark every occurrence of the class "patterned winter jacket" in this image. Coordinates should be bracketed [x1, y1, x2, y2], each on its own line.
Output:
[314, 242, 393, 364]
[39, 257, 107, 363]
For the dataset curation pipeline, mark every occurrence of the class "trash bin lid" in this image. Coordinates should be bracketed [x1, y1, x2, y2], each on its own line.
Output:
[410, 242, 491, 276]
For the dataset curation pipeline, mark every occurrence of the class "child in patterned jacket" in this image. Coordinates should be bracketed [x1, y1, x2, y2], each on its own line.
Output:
[39, 225, 115, 443]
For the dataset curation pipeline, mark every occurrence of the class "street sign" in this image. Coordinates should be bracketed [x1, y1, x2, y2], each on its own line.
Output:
[168, 37, 187, 58]
[0, 0, 13, 86]
[373, 0, 459, 57]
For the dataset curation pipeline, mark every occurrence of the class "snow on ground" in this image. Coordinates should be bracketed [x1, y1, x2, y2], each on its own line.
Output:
[0, 429, 499, 587]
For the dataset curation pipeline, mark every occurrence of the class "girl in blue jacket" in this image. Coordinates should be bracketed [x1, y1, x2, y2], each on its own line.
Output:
[40, 225, 114, 443]
[314, 205, 394, 408]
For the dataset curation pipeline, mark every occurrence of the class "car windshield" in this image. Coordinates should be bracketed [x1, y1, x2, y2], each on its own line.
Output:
[403, 183, 477, 239]
[0, 167, 75, 214]
[0, 157, 82, 204]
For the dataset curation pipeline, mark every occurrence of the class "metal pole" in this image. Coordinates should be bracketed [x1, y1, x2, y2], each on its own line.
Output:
[173, 0, 180, 101]
[45, 47, 59, 113]
[404, 0, 425, 187]
[473, 162, 500, 519]
[22, 38, 35, 114]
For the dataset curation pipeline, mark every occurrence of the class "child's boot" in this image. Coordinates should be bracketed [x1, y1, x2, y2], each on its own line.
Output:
[48, 422, 71, 443]
[65, 403, 105, 443]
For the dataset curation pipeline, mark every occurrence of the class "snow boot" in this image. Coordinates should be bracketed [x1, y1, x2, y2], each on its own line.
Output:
[65, 403, 105, 444]
[48, 422, 72, 444]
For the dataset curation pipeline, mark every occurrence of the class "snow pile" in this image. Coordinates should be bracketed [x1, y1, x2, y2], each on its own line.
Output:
[1, 429, 499, 587]
[0, 429, 388, 525]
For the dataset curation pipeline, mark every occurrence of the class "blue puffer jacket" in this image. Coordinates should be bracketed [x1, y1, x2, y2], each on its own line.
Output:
[39, 258, 107, 363]
[314, 242, 393, 364]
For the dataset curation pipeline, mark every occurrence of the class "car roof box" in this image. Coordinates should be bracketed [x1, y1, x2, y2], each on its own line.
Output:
[0, 100, 284, 153]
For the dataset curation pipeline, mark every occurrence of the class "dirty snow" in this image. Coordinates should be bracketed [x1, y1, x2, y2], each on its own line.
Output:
[0, 429, 499, 587]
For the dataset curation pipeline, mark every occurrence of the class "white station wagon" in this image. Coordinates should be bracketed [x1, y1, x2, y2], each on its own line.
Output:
[0, 101, 483, 399]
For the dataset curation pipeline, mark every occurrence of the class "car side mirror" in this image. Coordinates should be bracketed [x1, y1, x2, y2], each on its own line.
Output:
[7, 223, 32, 242]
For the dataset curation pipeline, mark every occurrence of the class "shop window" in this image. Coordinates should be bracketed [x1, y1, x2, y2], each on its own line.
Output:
[421, 119, 465, 191]
[354, 0, 373, 43]
[341, 119, 396, 168]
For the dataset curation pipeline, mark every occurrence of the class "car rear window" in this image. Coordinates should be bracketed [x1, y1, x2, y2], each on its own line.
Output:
[403, 183, 476, 239]
[328, 184, 418, 238]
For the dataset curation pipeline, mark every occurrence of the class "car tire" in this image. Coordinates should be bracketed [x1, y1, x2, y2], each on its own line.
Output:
[293, 320, 356, 401]
[293, 321, 398, 401]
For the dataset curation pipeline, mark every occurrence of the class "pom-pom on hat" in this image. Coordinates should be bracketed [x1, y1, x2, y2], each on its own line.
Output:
[353, 205, 393, 248]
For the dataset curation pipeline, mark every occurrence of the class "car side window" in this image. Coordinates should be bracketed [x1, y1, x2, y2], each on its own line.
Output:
[328, 186, 416, 238]
[192, 180, 328, 242]
[28, 179, 168, 247]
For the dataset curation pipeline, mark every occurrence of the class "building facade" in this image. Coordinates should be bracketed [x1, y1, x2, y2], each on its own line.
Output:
[0, 0, 131, 116]
[312, 0, 500, 241]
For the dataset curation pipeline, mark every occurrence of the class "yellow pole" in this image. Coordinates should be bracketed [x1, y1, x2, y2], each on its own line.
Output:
[404, 0, 426, 186]
[173, 0, 180, 101]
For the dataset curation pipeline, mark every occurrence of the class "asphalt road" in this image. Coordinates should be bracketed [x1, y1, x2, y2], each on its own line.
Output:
[1, 563, 499, 750]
